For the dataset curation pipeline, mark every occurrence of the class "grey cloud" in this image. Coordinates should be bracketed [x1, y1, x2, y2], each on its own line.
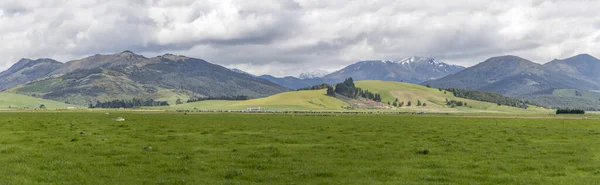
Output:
[0, 0, 599, 77]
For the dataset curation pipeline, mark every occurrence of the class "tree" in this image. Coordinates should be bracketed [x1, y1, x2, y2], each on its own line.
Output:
[407, 101, 412, 106]
[417, 100, 422, 106]
[176, 98, 183, 105]
[423, 103, 427, 107]
[426, 84, 431, 88]
[39, 104, 46, 109]
[326, 86, 335, 96]
[335, 78, 357, 97]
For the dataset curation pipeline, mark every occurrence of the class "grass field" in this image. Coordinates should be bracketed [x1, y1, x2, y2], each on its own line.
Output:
[356, 80, 550, 113]
[172, 90, 348, 110]
[0, 112, 599, 184]
[0, 92, 72, 110]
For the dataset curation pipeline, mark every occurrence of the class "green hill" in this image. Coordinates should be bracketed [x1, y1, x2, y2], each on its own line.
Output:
[355, 80, 550, 113]
[170, 80, 550, 113]
[172, 89, 348, 110]
[0, 92, 73, 110]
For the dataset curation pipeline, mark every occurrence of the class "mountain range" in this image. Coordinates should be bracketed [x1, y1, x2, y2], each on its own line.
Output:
[425, 54, 600, 109]
[1, 51, 288, 105]
[2, 50, 600, 109]
[259, 57, 465, 89]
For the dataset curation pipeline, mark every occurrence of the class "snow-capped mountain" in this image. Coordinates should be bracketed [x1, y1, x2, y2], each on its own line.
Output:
[298, 69, 329, 79]
[393, 56, 464, 73]
[259, 57, 465, 89]
[322, 57, 465, 84]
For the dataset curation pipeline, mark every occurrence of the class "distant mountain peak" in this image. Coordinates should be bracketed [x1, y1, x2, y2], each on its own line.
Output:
[298, 69, 329, 79]
[116, 50, 145, 58]
[13, 58, 60, 67]
[158, 53, 189, 61]
[120, 50, 135, 54]
[575, 53, 593, 57]
[568, 53, 598, 61]
[395, 56, 438, 65]
[18, 58, 33, 62]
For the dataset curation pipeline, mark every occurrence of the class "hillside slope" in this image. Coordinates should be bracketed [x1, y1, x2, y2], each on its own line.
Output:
[0, 58, 63, 91]
[425, 55, 598, 97]
[0, 92, 72, 109]
[544, 54, 600, 87]
[172, 89, 348, 110]
[521, 89, 600, 110]
[355, 80, 549, 113]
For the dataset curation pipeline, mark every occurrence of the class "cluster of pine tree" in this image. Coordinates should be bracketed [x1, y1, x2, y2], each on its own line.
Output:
[446, 99, 467, 108]
[327, 78, 382, 102]
[356, 88, 382, 102]
[556, 109, 585, 114]
[297, 83, 332, 91]
[186, 95, 249, 103]
[89, 98, 169, 108]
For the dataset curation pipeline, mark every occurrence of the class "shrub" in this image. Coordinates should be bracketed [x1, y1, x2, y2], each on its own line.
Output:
[556, 109, 585, 114]
[416, 149, 430, 155]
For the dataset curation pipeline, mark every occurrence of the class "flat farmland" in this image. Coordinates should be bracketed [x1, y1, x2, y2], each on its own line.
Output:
[0, 112, 599, 184]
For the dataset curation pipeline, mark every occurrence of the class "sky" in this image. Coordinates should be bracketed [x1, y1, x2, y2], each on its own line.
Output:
[1, 0, 599, 77]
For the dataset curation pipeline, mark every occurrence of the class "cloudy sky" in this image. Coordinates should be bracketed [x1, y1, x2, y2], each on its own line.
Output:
[1, 0, 599, 77]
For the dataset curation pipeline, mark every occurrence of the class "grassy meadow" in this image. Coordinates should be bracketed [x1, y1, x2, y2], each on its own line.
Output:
[0, 112, 599, 184]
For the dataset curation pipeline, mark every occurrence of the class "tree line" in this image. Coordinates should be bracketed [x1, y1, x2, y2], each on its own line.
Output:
[442, 88, 530, 109]
[297, 83, 332, 91]
[89, 98, 169, 108]
[446, 99, 467, 108]
[387, 98, 427, 107]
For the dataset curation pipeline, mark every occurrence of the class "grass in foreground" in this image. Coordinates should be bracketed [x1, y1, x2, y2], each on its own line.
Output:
[0, 112, 599, 184]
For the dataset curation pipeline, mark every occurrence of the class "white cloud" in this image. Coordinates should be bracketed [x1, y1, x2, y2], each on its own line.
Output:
[1, 0, 600, 77]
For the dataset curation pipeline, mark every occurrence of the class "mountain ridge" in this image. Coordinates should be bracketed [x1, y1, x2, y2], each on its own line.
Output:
[260, 56, 465, 89]
[0, 58, 64, 91]
[3, 51, 289, 105]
